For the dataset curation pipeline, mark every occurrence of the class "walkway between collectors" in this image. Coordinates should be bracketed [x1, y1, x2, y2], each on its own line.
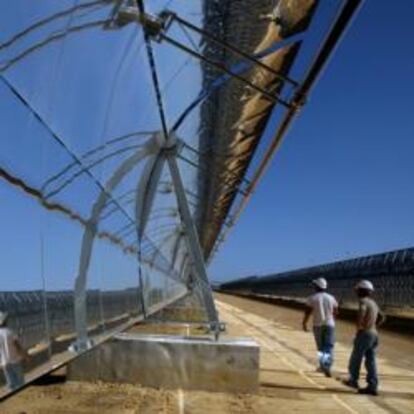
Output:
[216, 297, 414, 414]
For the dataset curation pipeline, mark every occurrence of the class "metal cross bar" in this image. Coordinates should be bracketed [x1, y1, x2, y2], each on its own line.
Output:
[160, 32, 291, 108]
[135, 0, 169, 141]
[181, 142, 251, 186]
[167, 11, 299, 87]
[177, 154, 249, 197]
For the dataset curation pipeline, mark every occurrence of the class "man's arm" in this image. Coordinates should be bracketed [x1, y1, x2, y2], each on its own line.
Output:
[333, 297, 339, 318]
[302, 307, 312, 332]
[377, 309, 386, 327]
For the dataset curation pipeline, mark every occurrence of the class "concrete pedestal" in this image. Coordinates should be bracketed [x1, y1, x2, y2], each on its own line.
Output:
[67, 333, 259, 393]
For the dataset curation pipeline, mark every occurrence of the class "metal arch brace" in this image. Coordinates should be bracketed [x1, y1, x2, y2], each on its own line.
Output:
[73, 139, 158, 351]
[108, 130, 220, 331]
[134, 147, 166, 242]
[134, 132, 220, 327]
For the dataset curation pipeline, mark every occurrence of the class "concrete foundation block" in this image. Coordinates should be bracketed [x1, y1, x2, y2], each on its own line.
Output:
[67, 333, 259, 393]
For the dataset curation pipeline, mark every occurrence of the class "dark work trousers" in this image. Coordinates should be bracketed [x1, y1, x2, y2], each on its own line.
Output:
[313, 325, 335, 371]
[348, 330, 379, 390]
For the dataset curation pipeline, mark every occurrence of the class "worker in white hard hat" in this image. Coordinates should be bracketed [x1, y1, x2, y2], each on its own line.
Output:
[302, 277, 338, 377]
[342, 280, 386, 396]
[0, 311, 28, 391]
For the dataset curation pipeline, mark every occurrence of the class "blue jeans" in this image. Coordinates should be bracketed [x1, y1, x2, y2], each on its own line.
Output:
[3, 363, 25, 391]
[349, 330, 378, 390]
[313, 325, 335, 370]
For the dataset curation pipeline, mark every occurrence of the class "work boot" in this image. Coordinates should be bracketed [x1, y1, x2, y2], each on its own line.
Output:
[358, 387, 378, 396]
[342, 379, 358, 389]
[323, 367, 332, 378]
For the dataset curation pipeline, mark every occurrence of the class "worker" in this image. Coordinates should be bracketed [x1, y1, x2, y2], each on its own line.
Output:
[302, 277, 338, 377]
[0, 312, 28, 391]
[343, 280, 385, 396]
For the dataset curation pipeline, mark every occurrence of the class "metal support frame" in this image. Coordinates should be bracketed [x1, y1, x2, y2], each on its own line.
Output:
[114, 5, 293, 108]
[73, 131, 221, 348]
[111, 0, 221, 335]
[165, 144, 219, 325]
[73, 139, 158, 350]
[160, 33, 291, 107]
[149, 229, 180, 267]
[136, 132, 220, 326]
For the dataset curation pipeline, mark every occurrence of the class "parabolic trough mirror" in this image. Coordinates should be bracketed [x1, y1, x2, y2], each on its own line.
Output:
[0, 0, 361, 399]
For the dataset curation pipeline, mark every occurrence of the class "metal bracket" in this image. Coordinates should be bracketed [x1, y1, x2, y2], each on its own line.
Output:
[112, 4, 173, 42]
[69, 337, 95, 353]
[210, 321, 227, 341]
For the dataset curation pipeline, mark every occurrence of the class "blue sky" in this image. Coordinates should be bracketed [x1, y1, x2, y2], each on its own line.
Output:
[210, 1, 414, 282]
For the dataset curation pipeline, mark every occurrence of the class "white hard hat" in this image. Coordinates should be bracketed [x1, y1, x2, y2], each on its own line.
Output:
[355, 280, 374, 291]
[0, 312, 8, 325]
[312, 277, 327, 290]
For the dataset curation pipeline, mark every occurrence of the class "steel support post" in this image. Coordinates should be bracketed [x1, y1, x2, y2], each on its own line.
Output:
[165, 148, 219, 325]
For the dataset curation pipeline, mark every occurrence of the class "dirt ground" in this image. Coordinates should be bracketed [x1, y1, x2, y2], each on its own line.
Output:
[1, 294, 413, 414]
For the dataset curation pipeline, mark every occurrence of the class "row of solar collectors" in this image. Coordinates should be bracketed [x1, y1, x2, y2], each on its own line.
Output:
[218, 248, 414, 310]
[0, 289, 142, 350]
[0, 285, 186, 391]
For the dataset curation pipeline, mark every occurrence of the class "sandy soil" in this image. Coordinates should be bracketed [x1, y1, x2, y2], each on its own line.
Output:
[1, 294, 413, 414]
